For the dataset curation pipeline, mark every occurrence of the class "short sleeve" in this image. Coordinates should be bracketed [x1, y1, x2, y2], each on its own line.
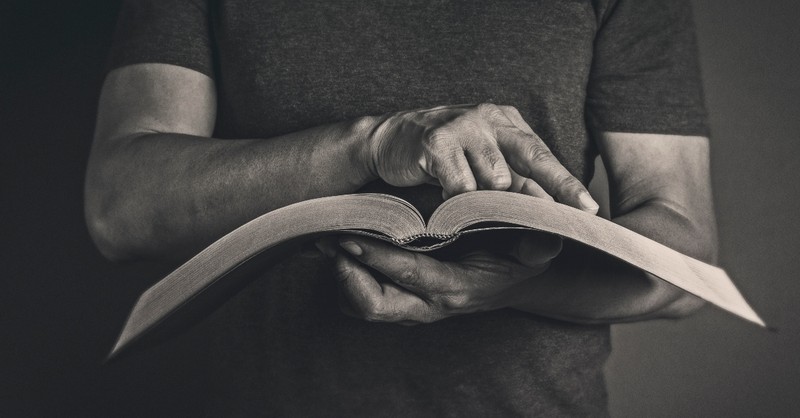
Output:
[107, 0, 214, 78]
[586, 0, 708, 136]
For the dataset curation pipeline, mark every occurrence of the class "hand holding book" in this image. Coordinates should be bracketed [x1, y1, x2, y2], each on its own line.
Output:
[316, 231, 563, 324]
[317, 226, 706, 325]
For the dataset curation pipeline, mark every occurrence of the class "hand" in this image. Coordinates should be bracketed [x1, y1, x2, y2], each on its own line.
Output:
[316, 232, 563, 325]
[367, 103, 598, 212]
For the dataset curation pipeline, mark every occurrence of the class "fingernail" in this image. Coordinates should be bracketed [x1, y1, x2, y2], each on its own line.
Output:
[314, 240, 337, 258]
[339, 240, 363, 256]
[579, 192, 599, 212]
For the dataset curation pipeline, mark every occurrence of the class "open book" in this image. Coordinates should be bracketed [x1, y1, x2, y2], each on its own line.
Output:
[110, 191, 764, 358]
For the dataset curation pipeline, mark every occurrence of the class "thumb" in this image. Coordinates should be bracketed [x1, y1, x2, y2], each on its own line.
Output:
[337, 236, 447, 293]
[511, 232, 563, 268]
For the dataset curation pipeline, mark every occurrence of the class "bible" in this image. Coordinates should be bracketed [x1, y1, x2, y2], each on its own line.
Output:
[110, 191, 764, 358]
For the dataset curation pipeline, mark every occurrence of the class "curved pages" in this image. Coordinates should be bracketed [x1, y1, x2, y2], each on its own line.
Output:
[110, 191, 764, 358]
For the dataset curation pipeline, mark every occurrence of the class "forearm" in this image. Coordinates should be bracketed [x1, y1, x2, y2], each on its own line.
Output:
[87, 65, 601, 263]
[510, 201, 714, 323]
[85, 118, 377, 260]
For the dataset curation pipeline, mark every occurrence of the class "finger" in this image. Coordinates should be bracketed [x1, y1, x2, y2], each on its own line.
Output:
[334, 252, 431, 323]
[498, 129, 599, 213]
[508, 169, 552, 200]
[422, 173, 441, 187]
[314, 237, 339, 258]
[454, 111, 512, 190]
[417, 103, 474, 114]
[520, 179, 552, 199]
[337, 285, 421, 326]
[463, 139, 512, 191]
[510, 232, 563, 269]
[337, 236, 452, 294]
[422, 129, 478, 198]
[333, 252, 383, 308]
[496, 105, 536, 135]
[487, 105, 599, 212]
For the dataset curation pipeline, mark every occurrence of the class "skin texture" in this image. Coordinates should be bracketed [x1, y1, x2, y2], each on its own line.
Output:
[369, 103, 598, 206]
[86, 63, 713, 323]
[319, 133, 714, 324]
[86, 64, 596, 261]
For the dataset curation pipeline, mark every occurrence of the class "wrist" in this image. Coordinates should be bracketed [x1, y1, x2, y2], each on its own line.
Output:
[345, 115, 384, 184]
[351, 113, 396, 183]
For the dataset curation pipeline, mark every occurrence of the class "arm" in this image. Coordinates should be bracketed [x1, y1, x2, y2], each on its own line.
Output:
[86, 63, 597, 261]
[85, 63, 375, 260]
[325, 132, 716, 324]
[509, 132, 716, 322]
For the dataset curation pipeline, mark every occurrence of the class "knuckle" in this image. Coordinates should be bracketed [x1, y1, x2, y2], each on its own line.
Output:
[460, 117, 486, 136]
[497, 105, 522, 121]
[397, 256, 422, 284]
[399, 267, 417, 284]
[480, 145, 504, 166]
[479, 150, 512, 189]
[441, 294, 469, 311]
[424, 127, 455, 149]
[498, 105, 536, 134]
[477, 102, 500, 117]
[523, 142, 555, 165]
[485, 175, 511, 191]
[552, 172, 582, 192]
[501, 104, 520, 115]
[488, 172, 512, 190]
[360, 299, 385, 322]
[334, 264, 356, 283]
[451, 113, 489, 141]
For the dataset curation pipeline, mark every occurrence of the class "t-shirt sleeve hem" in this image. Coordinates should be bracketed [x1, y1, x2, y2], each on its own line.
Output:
[586, 101, 710, 137]
[106, 0, 215, 80]
[107, 44, 215, 79]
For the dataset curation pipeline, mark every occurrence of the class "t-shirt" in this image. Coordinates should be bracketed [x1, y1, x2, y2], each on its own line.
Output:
[108, 1, 708, 416]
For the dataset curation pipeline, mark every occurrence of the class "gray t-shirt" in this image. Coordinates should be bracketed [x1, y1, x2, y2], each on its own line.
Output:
[109, 0, 708, 416]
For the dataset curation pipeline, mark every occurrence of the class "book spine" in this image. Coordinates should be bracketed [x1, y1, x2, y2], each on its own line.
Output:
[392, 232, 456, 244]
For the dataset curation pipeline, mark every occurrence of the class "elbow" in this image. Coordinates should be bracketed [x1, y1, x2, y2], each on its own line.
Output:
[606, 273, 708, 323]
[85, 207, 132, 262]
[648, 278, 707, 320]
[649, 209, 715, 319]
[84, 191, 137, 262]
[84, 162, 148, 262]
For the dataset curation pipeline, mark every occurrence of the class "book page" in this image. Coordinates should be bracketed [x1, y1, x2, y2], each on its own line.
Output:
[429, 191, 764, 326]
[111, 194, 424, 356]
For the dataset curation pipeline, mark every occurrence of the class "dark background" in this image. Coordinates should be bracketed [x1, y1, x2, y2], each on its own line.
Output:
[2, 1, 798, 416]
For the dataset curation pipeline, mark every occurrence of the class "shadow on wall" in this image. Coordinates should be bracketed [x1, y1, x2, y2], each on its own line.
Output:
[601, 1, 800, 416]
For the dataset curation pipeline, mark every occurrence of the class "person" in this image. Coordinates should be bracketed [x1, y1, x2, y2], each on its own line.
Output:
[85, 0, 717, 415]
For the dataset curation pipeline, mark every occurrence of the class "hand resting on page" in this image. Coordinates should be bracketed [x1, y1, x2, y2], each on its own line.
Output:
[368, 103, 599, 211]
